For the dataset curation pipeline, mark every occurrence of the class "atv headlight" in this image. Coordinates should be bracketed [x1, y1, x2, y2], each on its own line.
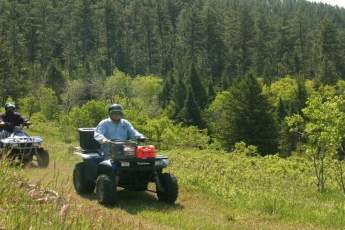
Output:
[123, 145, 135, 156]
[155, 159, 169, 167]
[120, 161, 130, 167]
[11, 143, 19, 148]
[33, 142, 41, 147]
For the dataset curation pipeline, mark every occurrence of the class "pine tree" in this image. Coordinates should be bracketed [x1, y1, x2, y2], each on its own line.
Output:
[319, 19, 340, 84]
[255, 13, 275, 82]
[276, 18, 296, 76]
[0, 38, 27, 102]
[276, 97, 297, 156]
[156, 0, 175, 75]
[295, 77, 307, 113]
[102, 0, 118, 75]
[46, 60, 65, 95]
[178, 87, 204, 128]
[292, 10, 308, 75]
[203, 3, 224, 84]
[160, 73, 175, 108]
[78, 0, 96, 64]
[279, 120, 297, 157]
[208, 82, 216, 103]
[172, 74, 187, 118]
[319, 59, 339, 85]
[0, 40, 11, 104]
[190, 64, 208, 109]
[127, 0, 156, 74]
[277, 97, 287, 121]
[222, 74, 278, 155]
[239, 6, 255, 75]
[176, 4, 205, 74]
[222, 7, 241, 79]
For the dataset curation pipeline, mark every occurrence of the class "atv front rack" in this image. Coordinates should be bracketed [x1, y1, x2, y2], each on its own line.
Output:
[73, 146, 168, 163]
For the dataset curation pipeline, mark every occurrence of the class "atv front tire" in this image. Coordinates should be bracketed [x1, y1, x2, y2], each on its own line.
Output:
[73, 163, 95, 194]
[156, 173, 178, 204]
[36, 148, 49, 168]
[95, 174, 117, 205]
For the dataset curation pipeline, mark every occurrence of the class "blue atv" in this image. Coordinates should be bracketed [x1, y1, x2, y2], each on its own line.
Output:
[0, 121, 49, 167]
[72, 128, 178, 206]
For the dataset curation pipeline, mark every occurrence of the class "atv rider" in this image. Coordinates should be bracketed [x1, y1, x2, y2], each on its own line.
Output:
[94, 104, 146, 155]
[0, 103, 27, 135]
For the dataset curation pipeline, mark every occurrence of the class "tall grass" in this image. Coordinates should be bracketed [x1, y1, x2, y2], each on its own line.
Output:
[20, 120, 345, 229]
[0, 161, 87, 229]
[166, 149, 345, 228]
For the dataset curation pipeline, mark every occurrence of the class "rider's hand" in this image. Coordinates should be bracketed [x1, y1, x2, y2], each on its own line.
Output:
[138, 137, 147, 142]
[102, 138, 112, 144]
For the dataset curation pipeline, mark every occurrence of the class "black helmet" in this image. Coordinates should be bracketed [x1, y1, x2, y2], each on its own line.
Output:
[108, 104, 124, 115]
[5, 103, 16, 111]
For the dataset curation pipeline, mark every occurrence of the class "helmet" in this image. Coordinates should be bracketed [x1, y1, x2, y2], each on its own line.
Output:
[108, 104, 124, 115]
[5, 103, 16, 111]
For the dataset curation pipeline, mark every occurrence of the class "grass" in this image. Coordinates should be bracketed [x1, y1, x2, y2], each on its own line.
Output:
[0, 161, 96, 229]
[165, 149, 345, 228]
[0, 120, 341, 229]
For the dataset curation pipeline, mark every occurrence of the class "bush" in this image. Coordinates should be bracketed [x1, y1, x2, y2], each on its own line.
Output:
[17, 88, 59, 120]
[103, 71, 133, 101]
[38, 88, 59, 120]
[18, 96, 40, 118]
[232, 142, 259, 157]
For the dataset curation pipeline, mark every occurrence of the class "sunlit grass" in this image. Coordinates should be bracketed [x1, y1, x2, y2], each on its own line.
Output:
[166, 149, 345, 228]
[5, 120, 341, 229]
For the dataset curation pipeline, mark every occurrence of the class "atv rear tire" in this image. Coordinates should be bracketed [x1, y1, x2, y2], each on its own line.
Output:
[37, 148, 49, 168]
[96, 174, 117, 205]
[156, 173, 178, 204]
[73, 163, 95, 194]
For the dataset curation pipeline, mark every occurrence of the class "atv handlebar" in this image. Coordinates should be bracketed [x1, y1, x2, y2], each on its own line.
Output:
[107, 140, 138, 145]
[0, 121, 31, 128]
[24, 121, 31, 127]
[105, 138, 148, 145]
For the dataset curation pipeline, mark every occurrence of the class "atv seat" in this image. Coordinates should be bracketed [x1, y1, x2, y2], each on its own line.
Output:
[73, 147, 102, 162]
[74, 146, 101, 154]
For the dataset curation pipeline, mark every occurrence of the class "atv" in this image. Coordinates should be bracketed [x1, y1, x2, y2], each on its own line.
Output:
[73, 128, 178, 206]
[0, 121, 49, 167]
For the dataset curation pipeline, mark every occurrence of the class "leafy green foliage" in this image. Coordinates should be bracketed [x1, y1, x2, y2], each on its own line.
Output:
[37, 88, 59, 120]
[205, 90, 230, 141]
[103, 71, 133, 101]
[287, 93, 345, 192]
[167, 148, 345, 227]
[18, 96, 40, 118]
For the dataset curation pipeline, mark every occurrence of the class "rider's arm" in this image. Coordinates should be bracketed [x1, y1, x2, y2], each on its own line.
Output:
[94, 121, 109, 144]
[126, 120, 145, 140]
[10, 113, 26, 127]
[18, 114, 26, 126]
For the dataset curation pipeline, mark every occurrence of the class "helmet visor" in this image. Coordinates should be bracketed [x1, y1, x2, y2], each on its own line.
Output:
[109, 110, 123, 116]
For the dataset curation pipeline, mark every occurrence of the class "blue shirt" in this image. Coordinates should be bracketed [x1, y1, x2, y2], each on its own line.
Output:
[94, 118, 144, 143]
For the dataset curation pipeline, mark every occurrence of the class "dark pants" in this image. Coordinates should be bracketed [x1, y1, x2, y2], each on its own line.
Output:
[0, 130, 10, 140]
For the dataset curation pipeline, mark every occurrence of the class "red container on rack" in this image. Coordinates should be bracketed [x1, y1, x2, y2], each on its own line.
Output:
[135, 145, 157, 159]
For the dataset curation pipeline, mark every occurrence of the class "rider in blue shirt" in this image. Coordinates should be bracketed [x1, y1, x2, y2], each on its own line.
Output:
[94, 104, 145, 144]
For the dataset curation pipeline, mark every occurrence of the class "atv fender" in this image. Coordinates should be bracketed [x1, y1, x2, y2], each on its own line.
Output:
[98, 160, 118, 176]
[82, 159, 98, 182]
